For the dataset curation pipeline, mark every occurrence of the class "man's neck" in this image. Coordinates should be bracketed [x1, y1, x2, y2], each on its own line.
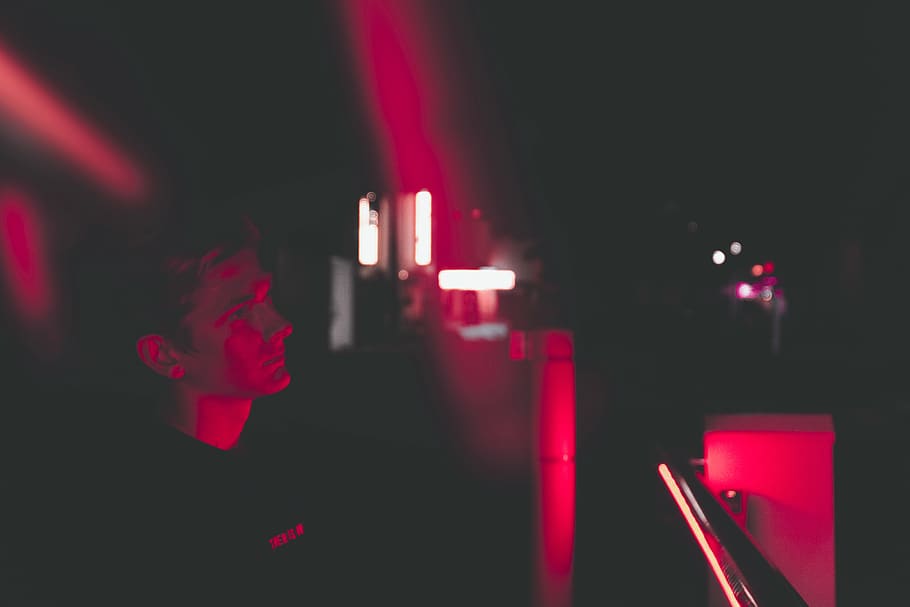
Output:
[160, 386, 253, 450]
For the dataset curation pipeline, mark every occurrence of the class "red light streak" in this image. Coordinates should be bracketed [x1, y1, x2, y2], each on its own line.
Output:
[657, 463, 743, 607]
[0, 40, 147, 201]
[0, 188, 54, 324]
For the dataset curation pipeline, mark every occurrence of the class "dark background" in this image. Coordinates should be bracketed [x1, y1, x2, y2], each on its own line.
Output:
[1, 2, 909, 604]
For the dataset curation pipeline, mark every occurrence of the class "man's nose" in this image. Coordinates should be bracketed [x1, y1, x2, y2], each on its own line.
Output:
[268, 314, 293, 342]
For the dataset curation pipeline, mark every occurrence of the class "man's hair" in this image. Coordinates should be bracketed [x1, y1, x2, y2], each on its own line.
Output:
[65, 205, 267, 395]
[130, 209, 262, 352]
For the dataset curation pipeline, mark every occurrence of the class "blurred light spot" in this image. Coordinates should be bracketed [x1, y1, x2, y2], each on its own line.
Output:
[760, 287, 773, 302]
[456, 322, 508, 341]
[398, 269, 409, 280]
[471, 208, 482, 220]
[736, 283, 754, 299]
[763, 261, 775, 274]
[712, 250, 726, 265]
[751, 264, 764, 277]
[730, 241, 742, 255]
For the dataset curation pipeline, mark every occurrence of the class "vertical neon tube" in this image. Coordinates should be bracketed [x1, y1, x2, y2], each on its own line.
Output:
[533, 330, 575, 607]
[358, 197, 378, 266]
[415, 189, 431, 266]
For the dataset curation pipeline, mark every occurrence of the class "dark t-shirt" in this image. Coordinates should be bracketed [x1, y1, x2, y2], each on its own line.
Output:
[7, 404, 446, 606]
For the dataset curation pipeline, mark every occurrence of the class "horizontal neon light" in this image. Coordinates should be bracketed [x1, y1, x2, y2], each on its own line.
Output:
[657, 463, 743, 607]
[438, 269, 515, 291]
[0, 40, 146, 201]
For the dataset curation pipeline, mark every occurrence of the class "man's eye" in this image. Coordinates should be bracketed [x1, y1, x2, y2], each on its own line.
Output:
[229, 305, 249, 320]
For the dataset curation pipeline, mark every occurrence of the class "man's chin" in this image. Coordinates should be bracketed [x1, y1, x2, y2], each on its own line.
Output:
[260, 366, 292, 396]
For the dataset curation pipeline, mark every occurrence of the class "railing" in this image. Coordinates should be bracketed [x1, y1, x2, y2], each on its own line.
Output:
[656, 450, 809, 607]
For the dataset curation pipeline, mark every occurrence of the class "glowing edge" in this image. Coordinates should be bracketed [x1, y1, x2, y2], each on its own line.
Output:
[657, 463, 743, 607]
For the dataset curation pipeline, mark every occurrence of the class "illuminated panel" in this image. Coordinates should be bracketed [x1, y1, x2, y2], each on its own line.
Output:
[657, 463, 743, 607]
[358, 197, 378, 265]
[0, 40, 146, 201]
[415, 189, 432, 266]
[438, 268, 515, 291]
[703, 415, 835, 607]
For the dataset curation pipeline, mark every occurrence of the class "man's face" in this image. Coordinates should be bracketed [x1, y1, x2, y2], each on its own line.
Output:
[176, 247, 293, 399]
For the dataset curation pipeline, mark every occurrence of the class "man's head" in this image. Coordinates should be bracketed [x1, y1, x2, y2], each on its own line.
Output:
[130, 210, 294, 400]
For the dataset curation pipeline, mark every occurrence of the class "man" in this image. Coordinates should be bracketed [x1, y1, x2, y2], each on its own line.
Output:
[12, 208, 400, 605]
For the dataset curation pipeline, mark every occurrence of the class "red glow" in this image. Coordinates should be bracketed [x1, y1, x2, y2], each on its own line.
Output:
[751, 264, 763, 277]
[532, 330, 577, 605]
[0, 188, 55, 326]
[536, 460, 575, 607]
[657, 464, 743, 607]
[703, 415, 835, 607]
[509, 330, 526, 360]
[763, 262, 775, 274]
[537, 357, 576, 460]
[437, 268, 515, 291]
[0, 40, 147, 201]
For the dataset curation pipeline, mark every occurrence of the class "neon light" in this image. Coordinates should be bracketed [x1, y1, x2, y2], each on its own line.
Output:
[0, 40, 146, 201]
[657, 464, 743, 607]
[415, 189, 431, 266]
[438, 268, 515, 291]
[358, 197, 378, 265]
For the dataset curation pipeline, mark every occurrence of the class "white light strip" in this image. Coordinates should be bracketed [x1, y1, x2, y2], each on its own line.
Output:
[438, 269, 516, 291]
[415, 189, 432, 266]
[358, 197, 378, 265]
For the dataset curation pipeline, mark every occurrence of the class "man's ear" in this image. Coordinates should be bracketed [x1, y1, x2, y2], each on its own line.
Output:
[136, 335, 182, 378]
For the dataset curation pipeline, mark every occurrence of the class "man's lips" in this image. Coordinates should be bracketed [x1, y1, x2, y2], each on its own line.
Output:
[263, 353, 286, 366]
